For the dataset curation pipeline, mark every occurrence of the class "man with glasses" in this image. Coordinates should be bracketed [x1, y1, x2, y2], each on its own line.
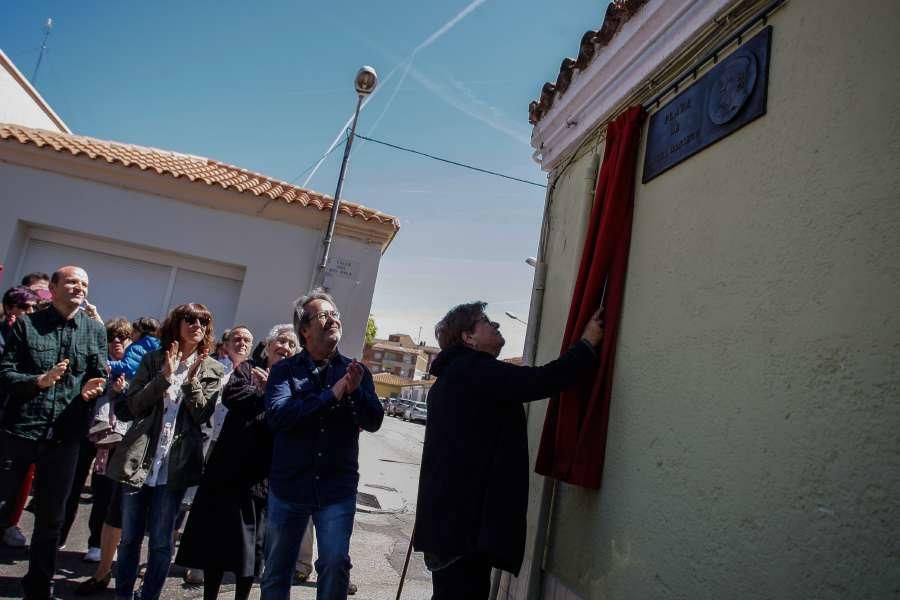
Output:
[0, 266, 108, 599]
[261, 290, 383, 600]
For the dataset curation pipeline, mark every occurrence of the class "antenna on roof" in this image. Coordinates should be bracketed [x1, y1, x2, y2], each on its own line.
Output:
[31, 17, 53, 84]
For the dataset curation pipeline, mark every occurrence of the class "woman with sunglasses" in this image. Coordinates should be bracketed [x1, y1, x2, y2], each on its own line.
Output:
[108, 303, 224, 600]
[177, 323, 300, 600]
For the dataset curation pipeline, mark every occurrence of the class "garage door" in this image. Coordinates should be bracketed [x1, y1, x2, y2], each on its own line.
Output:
[15, 231, 243, 332]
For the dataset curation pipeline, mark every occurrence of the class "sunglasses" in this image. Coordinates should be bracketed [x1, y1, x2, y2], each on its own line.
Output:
[108, 333, 129, 342]
[16, 303, 36, 311]
[182, 315, 210, 327]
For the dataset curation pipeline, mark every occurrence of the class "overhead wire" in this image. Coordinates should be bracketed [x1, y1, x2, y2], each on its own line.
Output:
[354, 133, 546, 188]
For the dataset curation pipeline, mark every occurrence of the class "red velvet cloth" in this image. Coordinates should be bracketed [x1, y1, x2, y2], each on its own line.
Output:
[535, 106, 646, 489]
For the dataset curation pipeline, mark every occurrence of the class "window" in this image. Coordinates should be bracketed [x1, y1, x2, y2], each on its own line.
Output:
[374, 352, 383, 360]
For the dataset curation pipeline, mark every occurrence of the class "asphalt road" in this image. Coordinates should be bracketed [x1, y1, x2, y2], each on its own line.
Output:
[0, 415, 432, 599]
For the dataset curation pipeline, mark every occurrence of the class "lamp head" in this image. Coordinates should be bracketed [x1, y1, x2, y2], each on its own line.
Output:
[355, 66, 378, 96]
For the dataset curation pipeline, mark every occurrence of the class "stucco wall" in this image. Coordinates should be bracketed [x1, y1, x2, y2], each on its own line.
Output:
[0, 58, 65, 132]
[0, 163, 382, 357]
[533, 1, 900, 599]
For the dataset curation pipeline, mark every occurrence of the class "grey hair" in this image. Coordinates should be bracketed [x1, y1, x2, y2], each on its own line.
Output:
[292, 288, 338, 346]
[262, 323, 299, 358]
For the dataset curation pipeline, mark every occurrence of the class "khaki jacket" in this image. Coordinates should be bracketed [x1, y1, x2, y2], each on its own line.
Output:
[107, 349, 223, 491]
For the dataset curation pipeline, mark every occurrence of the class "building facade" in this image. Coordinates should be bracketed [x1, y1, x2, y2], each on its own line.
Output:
[501, 1, 900, 599]
[363, 333, 436, 380]
[0, 52, 399, 357]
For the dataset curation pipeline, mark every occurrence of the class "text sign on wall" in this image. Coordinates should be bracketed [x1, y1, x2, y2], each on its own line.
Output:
[326, 256, 358, 281]
[643, 26, 772, 183]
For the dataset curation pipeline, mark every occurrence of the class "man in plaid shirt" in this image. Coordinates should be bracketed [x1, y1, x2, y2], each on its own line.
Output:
[0, 266, 108, 600]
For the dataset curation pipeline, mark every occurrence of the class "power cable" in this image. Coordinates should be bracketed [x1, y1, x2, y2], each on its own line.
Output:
[288, 135, 346, 184]
[354, 133, 547, 188]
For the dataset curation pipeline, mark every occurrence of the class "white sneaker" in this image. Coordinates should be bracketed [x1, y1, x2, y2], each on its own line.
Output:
[84, 546, 102, 562]
[2, 526, 26, 547]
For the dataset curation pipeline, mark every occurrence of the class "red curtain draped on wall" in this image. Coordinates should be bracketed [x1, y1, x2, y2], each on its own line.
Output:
[535, 105, 646, 489]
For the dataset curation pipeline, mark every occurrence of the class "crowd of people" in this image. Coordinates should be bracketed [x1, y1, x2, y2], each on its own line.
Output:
[0, 263, 605, 600]
[0, 265, 381, 600]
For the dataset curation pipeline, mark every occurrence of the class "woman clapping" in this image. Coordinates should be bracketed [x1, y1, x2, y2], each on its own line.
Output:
[107, 304, 224, 600]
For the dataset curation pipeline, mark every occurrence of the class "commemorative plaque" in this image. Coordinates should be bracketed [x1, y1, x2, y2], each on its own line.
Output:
[642, 26, 772, 183]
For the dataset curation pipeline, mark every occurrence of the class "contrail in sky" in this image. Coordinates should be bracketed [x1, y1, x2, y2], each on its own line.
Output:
[302, 0, 489, 187]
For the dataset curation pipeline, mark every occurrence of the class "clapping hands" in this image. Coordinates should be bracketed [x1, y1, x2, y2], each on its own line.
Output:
[251, 366, 269, 394]
[332, 360, 364, 400]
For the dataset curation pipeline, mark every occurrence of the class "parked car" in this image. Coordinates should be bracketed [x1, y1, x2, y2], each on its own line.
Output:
[403, 400, 428, 423]
[392, 398, 412, 418]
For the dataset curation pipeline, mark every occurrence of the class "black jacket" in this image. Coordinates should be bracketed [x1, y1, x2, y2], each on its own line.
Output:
[412, 340, 595, 574]
[205, 360, 271, 488]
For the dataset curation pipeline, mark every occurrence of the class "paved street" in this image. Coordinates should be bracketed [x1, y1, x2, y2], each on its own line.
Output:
[0, 416, 432, 599]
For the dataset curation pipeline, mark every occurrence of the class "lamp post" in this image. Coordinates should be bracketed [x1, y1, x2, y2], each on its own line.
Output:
[505, 311, 528, 326]
[313, 66, 378, 289]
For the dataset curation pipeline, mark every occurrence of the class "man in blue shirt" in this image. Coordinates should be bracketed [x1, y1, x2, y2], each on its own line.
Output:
[261, 290, 383, 600]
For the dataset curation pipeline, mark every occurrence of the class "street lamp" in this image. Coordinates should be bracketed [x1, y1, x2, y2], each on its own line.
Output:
[314, 66, 378, 288]
[505, 311, 528, 326]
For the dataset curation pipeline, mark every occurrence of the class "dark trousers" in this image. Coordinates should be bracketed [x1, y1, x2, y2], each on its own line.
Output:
[86, 472, 114, 547]
[59, 438, 96, 547]
[0, 432, 80, 599]
[431, 554, 493, 600]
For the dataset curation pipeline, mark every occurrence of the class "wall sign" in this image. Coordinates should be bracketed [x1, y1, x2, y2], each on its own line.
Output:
[326, 256, 358, 281]
[642, 26, 772, 183]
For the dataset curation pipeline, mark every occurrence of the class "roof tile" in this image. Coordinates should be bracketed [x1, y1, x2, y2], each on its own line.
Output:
[529, 0, 647, 125]
[0, 123, 400, 229]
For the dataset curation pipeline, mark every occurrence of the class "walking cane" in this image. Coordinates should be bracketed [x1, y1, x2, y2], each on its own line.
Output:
[395, 525, 415, 600]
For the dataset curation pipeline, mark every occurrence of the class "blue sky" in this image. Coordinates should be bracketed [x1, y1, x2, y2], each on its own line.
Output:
[1, 1, 606, 356]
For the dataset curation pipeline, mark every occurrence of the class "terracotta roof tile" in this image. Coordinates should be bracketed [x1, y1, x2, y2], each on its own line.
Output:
[0, 123, 400, 229]
[528, 0, 648, 125]
[372, 372, 436, 387]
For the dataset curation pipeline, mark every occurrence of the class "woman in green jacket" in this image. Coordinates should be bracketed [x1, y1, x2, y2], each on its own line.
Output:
[107, 303, 224, 600]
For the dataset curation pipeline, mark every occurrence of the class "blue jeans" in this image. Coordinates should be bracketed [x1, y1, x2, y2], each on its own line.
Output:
[260, 493, 356, 600]
[115, 484, 185, 600]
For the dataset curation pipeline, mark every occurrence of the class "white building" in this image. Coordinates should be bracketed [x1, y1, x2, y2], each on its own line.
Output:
[0, 50, 398, 357]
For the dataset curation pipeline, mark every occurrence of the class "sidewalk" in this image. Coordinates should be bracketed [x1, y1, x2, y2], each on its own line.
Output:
[0, 418, 432, 599]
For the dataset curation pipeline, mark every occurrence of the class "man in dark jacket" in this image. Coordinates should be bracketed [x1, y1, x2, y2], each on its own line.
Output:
[413, 301, 604, 600]
[0, 266, 108, 599]
[261, 290, 383, 600]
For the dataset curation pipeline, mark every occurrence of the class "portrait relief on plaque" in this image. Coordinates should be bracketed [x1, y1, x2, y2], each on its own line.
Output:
[707, 52, 758, 125]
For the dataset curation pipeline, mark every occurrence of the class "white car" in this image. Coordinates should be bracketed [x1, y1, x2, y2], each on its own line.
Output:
[403, 401, 428, 423]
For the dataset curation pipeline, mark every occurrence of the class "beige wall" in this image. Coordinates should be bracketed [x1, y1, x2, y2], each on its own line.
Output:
[529, 1, 900, 598]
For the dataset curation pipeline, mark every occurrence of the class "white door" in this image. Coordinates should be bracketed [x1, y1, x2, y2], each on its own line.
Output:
[16, 231, 243, 330]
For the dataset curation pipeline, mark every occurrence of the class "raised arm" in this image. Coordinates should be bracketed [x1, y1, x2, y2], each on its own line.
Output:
[125, 352, 167, 419]
[181, 359, 223, 425]
[493, 339, 598, 403]
[264, 360, 337, 431]
[347, 366, 384, 432]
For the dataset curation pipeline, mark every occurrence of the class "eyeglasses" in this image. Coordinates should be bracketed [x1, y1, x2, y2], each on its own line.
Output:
[310, 310, 341, 323]
[182, 315, 210, 327]
[16, 303, 36, 311]
[229, 335, 253, 344]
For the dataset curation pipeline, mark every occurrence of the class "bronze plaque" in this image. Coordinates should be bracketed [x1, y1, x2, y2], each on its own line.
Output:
[643, 26, 772, 183]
